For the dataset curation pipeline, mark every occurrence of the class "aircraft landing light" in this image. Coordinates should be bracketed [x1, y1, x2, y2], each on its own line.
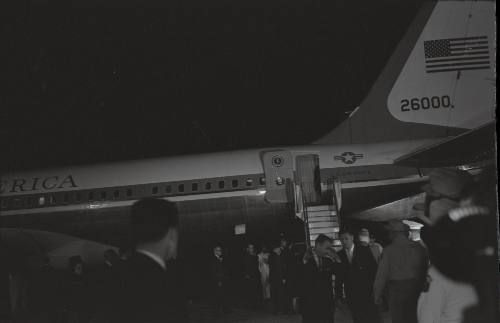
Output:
[88, 203, 108, 209]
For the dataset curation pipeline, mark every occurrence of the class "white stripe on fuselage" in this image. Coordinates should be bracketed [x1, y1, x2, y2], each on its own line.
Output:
[0, 175, 430, 216]
[0, 188, 267, 216]
[0, 139, 439, 197]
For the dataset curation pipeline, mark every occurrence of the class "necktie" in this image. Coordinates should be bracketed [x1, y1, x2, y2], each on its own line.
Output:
[347, 249, 352, 263]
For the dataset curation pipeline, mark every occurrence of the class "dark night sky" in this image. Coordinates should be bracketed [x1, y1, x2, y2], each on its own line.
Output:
[2, 0, 424, 172]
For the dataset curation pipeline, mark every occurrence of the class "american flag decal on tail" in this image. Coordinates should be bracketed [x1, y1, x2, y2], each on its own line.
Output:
[424, 36, 490, 73]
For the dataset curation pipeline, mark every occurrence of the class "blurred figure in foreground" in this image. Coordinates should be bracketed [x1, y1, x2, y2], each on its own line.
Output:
[112, 198, 188, 323]
[417, 167, 499, 323]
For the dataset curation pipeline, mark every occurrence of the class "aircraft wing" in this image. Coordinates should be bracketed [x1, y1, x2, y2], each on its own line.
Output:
[394, 122, 496, 168]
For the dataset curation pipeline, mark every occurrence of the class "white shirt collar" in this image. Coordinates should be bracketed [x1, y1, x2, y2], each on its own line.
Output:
[345, 244, 354, 256]
[136, 249, 166, 270]
[312, 250, 321, 267]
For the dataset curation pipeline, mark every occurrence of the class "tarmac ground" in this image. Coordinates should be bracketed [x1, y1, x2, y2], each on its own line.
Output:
[189, 301, 391, 323]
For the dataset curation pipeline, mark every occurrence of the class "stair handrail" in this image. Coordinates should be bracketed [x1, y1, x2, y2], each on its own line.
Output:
[330, 176, 342, 229]
[299, 182, 311, 248]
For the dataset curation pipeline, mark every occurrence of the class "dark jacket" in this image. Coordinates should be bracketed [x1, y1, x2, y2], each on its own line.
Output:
[269, 252, 286, 285]
[27, 264, 62, 313]
[243, 254, 259, 280]
[209, 255, 229, 287]
[301, 254, 339, 322]
[337, 245, 377, 301]
[113, 252, 189, 323]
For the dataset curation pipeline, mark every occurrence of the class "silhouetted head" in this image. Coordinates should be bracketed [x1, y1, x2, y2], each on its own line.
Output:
[130, 198, 179, 259]
[315, 234, 333, 257]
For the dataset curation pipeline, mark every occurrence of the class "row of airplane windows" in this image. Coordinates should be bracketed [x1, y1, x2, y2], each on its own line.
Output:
[0, 176, 267, 210]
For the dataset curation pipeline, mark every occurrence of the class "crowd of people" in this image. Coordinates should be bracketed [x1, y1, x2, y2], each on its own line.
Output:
[2, 167, 499, 323]
[208, 237, 305, 316]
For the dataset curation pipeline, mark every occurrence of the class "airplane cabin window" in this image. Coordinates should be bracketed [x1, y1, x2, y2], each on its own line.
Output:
[38, 196, 45, 206]
[205, 182, 212, 190]
[126, 189, 132, 197]
[192, 183, 198, 191]
[88, 192, 95, 200]
[218, 181, 225, 189]
[178, 184, 184, 193]
[76, 192, 82, 202]
[165, 185, 172, 193]
[100, 191, 107, 199]
[63, 194, 69, 203]
[232, 179, 238, 188]
[246, 179, 253, 186]
[152, 186, 158, 194]
[259, 177, 266, 185]
[114, 190, 120, 199]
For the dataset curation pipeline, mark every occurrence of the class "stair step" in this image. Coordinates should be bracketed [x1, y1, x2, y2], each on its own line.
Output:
[307, 210, 337, 217]
[309, 227, 340, 235]
[307, 215, 338, 223]
[306, 205, 335, 212]
[308, 221, 339, 229]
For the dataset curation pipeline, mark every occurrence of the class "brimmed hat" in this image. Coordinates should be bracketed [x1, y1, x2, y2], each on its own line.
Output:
[384, 220, 410, 232]
[421, 168, 472, 199]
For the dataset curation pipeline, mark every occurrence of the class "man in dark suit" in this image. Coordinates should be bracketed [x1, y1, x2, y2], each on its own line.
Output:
[269, 244, 287, 314]
[243, 243, 260, 309]
[92, 249, 123, 321]
[337, 231, 380, 323]
[209, 245, 231, 314]
[27, 256, 62, 323]
[301, 234, 340, 323]
[111, 198, 189, 323]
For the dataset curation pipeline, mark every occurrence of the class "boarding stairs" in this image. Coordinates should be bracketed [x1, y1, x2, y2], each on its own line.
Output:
[296, 178, 342, 248]
[305, 204, 340, 247]
[259, 151, 342, 248]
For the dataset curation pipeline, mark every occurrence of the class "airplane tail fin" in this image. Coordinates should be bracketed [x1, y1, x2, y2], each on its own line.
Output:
[315, 1, 495, 144]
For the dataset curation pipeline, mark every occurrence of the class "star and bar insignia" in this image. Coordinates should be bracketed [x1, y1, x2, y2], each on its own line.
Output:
[334, 152, 364, 164]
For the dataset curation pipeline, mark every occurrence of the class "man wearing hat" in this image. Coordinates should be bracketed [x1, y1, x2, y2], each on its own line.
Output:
[415, 168, 473, 226]
[373, 220, 428, 323]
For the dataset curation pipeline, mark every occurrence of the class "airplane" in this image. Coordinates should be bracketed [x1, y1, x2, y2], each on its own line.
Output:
[0, 1, 496, 271]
